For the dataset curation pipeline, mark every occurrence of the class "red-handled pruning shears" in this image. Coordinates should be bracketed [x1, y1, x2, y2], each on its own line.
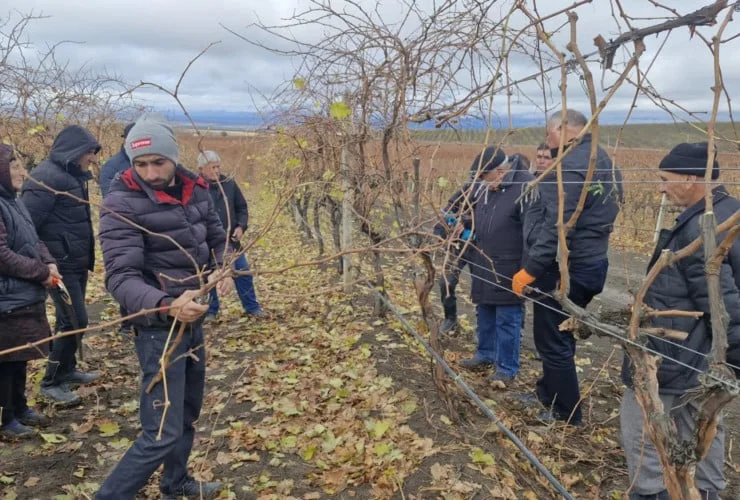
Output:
[50, 277, 84, 361]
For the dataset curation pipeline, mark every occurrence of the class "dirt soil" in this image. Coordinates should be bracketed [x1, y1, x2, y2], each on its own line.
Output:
[1, 202, 738, 499]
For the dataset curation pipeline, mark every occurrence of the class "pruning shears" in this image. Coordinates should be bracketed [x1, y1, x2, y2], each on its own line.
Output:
[51, 277, 84, 361]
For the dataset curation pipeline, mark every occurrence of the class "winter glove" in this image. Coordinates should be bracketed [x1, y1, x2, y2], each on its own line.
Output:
[445, 215, 457, 227]
[461, 228, 473, 241]
[512, 269, 536, 296]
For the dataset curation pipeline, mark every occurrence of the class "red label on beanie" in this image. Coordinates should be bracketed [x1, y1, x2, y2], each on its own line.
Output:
[130, 138, 152, 150]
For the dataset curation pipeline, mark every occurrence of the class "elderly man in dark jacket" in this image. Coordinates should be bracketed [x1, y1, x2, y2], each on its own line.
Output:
[458, 147, 538, 383]
[197, 150, 267, 321]
[620, 143, 740, 500]
[511, 109, 624, 425]
[0, 145, 60, 438]
[96, 115, 231, 499]
[21, 125, 101, 406]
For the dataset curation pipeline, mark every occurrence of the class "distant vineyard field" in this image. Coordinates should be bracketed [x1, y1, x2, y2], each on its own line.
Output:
[409, 122, 740, 152]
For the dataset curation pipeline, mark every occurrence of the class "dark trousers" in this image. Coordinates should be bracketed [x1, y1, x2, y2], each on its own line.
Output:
[0, 361, 28, 426]
[96, 324, 206, 499]
[43, 272, 88, 387]
[533, 260, 608, 424]
[439, 253, 467, 320]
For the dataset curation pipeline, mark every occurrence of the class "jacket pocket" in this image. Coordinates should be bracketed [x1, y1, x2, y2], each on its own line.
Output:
[60, 234, 71, 260]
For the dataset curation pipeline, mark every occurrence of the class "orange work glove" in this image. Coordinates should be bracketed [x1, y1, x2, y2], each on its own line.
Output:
[512, 269, 536, 296]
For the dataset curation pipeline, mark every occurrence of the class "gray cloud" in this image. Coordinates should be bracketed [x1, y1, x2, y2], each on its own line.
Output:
[10, 0, 740, 123]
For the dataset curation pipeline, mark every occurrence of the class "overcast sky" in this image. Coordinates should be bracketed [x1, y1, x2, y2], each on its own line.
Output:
[9, 0, 740, 125]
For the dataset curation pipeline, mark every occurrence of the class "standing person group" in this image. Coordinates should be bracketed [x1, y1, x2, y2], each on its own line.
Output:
[441, 109, 624, 427]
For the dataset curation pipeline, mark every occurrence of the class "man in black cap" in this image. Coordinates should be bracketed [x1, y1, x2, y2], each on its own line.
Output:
[98, 122, 135, 336]
[457, 146, 539, 385]
[619, 142, 740, 500]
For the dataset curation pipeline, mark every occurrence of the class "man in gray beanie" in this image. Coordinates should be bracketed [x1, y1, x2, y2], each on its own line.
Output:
[619, 141, 740, 499]
[96, 114, 232, 499]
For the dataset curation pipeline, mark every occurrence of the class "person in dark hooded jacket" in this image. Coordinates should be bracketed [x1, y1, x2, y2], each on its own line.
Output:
[21, 125, 102, 406]
[0, 145, 60, 439]
[619, 143, 740, 500]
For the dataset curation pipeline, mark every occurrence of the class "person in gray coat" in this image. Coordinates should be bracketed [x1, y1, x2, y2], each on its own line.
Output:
[620, 143, 740, 500]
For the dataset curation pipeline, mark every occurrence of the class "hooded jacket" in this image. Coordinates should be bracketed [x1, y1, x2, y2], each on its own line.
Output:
[98, 166, 227, 327]
[20, 125, 100, 274]
[524, 134, 623, 278]
[621, 186, 740, 393]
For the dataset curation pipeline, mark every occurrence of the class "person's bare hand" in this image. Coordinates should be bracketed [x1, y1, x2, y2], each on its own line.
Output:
[231, 226, 244, 242]
[208, 268, 234, 296]
[216, 277, 234, 296]
[168, 290, 208, 322]
[43, 264, 63, 288]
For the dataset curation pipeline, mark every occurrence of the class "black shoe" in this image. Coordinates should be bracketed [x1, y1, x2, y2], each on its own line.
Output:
[489, 372, 515, 384]
[17, 409, 50, 427]
[509, 392, 542, 407]
[61, 370, 100, 386]
[439, 318, 458, 334]
[0, 420, 34, 439]
[247, 310, 270, 320]
[459, 357, 494, 372]
[162, 479, 223, 499]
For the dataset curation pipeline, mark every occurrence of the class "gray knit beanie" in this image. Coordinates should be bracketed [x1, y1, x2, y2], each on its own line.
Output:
[197, 150, 221, 167]
[124, 114, 179, 166]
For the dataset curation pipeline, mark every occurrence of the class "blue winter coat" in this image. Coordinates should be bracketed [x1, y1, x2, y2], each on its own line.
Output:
[99, 147, 130, 198]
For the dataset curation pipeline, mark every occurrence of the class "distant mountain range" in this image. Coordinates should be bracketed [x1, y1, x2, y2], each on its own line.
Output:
[163, 108, 730, 131]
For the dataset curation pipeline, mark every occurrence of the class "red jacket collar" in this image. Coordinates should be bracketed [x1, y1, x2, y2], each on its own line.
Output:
[120, 167, 207, 205]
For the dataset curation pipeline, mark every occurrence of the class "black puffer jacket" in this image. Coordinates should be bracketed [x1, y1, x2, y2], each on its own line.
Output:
[524, 134, 623, 278]
[469, 160, 538, 305]
[21, 125, 100, 273]
[622, 187, 740, 393]
[99, 166, 227, 327]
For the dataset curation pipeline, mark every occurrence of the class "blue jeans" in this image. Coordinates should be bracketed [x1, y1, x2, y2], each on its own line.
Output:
[96, 324, 206, 499]
[208, 254, 261, 315]
[475, 304, 523, 377]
